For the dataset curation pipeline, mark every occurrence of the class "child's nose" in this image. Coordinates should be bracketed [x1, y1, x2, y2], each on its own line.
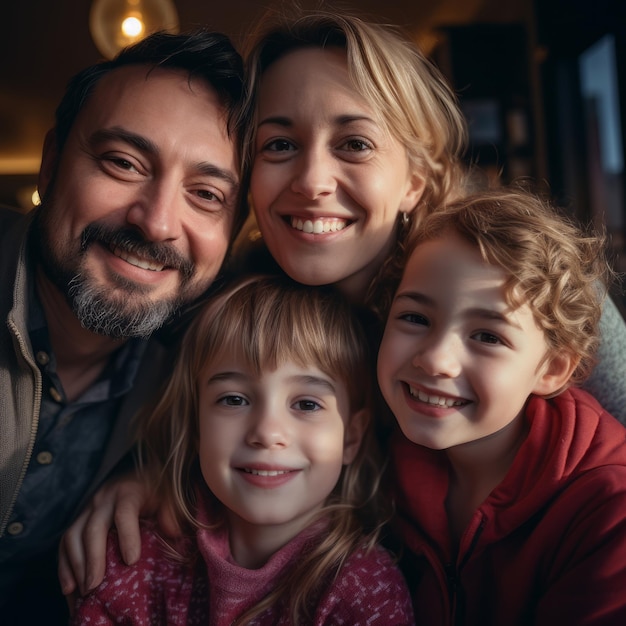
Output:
[246, 409, 290, 449]
[412, 335, 462, 378]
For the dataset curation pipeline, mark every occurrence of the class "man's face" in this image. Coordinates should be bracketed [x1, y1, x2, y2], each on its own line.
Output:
[37, 65, 239, 337]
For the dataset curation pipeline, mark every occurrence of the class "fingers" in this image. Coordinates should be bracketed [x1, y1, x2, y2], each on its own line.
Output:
[57, 473, 149, 597]
[58, 492, 114, 596]
[111, 480, 146, 567]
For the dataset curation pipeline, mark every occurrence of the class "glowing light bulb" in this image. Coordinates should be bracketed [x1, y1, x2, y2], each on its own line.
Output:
[121, 16, 144, 38]
[89, 0, 179, 59]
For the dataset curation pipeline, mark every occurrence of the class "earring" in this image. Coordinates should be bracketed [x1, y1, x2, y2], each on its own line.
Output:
[401, 212, 409, 226]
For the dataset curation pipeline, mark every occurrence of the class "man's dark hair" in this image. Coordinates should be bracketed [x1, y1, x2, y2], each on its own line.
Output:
[54, 30, 244, 153]
[50, 30, 248, 238]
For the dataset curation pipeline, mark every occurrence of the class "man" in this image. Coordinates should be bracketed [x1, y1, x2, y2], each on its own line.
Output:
[0, 30, 247, 623]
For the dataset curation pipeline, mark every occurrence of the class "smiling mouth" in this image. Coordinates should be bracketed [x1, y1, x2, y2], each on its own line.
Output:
[111, 245, 166, 272]
[408, 385, 468, 407]
[242, 468, 294, 477]
[289, 216, 350, 234]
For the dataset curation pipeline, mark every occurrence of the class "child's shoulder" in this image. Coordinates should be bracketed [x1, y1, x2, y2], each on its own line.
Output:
[315, 543, 414, 625]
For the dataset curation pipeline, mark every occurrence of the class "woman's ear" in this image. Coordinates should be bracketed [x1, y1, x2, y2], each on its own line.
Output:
[38, 129, 58, 201]
[533, 351, 579, 397]
[342, 408, 368, 465]
[400, 171, 426, 215]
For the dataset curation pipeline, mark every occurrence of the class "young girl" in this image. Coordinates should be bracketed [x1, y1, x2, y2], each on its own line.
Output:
[377, 188, 626, 624]
[71, 275, 414, 625]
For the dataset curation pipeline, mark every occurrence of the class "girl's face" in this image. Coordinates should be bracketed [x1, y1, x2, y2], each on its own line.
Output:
[197, 354, 362, 566]
[377, 233, 568, 455]
[250, 47, 423, 300]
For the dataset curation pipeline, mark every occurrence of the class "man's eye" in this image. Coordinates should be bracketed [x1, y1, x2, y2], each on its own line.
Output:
[197, 189, 219, 202]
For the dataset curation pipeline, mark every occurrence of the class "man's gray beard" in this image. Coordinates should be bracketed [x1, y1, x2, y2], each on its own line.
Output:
[68, 272, 179, 338]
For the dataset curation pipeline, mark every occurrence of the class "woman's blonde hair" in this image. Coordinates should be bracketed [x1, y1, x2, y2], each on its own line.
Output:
[240, 8, 468, 232]
[377, 188, 612, 387]
[137, 274, 387, 623]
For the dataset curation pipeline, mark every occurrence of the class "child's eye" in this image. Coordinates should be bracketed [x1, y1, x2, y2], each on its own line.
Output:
[219, 394, 249, 406]
[293, 399, 322, 412]
[400, 312, 429, 326]
[471, 331, 502, 345]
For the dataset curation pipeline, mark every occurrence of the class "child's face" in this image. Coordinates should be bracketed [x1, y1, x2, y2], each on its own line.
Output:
[197, 355, 360, 547]
[250, 46, 423, 299]
[377, 233, 560, 453]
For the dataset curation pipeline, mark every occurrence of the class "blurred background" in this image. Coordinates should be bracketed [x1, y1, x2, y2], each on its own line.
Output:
[1, 0, 624, 307]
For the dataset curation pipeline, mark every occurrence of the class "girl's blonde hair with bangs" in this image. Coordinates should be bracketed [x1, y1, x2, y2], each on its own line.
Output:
[137, 274, 386, 624]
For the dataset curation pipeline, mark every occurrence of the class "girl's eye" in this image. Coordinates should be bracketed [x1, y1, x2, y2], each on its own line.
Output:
[472, 331, 502, 345]
[400, 312, 429, 326]
[293, 399, 322, 412]
[219, 395, 248, 407]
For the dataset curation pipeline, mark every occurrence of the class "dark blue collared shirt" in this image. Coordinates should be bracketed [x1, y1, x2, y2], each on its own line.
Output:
[0, 286, 145, 602]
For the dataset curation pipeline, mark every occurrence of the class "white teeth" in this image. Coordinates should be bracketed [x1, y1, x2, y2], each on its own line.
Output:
[112, 246, 164, 272]
[244, 468, 290, 477]
[290, 217, 347, 234]
[410, 386, 465, 407]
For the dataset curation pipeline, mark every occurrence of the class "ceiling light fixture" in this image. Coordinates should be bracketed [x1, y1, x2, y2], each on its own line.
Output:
[89, 0, 180, 60]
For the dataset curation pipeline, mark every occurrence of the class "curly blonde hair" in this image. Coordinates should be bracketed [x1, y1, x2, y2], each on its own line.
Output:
[376, 188, 612, 387]
[137, 274, 387, 624]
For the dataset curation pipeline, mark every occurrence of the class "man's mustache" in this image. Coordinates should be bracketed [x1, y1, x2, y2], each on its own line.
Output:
[80, 223, 194, 281]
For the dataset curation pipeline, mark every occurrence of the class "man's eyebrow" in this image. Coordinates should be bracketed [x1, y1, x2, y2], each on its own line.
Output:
[89, 127, 158, 154]
[194, 162, 239, 190]
[89, 126, 239, 189]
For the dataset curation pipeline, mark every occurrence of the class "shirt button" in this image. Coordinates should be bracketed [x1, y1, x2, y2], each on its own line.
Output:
[49, 387, 62, 403]
[36, 451, 53, 465]
[7, 522, 24, 535]
[36, 351, 50, 366]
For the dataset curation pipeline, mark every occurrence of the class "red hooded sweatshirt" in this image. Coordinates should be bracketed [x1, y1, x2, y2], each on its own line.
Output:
[391, 387, 626, 625]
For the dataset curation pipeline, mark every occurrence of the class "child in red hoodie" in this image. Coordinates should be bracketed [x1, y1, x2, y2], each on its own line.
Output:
[377, 188, 626, 625]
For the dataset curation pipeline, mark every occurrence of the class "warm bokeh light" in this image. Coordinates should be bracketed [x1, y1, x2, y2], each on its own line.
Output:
[89, 0, 179, 59]
[121, 16, 144, 38]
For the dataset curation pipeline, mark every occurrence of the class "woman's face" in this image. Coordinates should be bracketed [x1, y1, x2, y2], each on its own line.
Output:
[250, 47, 423, 300]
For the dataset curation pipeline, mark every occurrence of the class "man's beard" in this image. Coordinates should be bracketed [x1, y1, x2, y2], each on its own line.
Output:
[34, 210, 197, 338]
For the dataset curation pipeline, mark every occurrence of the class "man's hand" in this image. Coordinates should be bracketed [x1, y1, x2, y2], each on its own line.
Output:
[58, 473, 148, 597]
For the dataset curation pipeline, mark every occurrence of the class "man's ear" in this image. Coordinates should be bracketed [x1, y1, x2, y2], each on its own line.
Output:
[533, 351, 579, 397]
[38, 129, 58, 201]
[342, 408, 368, 465]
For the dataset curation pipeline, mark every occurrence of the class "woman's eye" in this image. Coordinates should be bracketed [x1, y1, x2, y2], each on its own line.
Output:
[264, 138, 295, 152]
[219, 395, 248, 407]
[293, 399, 321, 412]
[472, 331, 502, 345]
[343, 138, 372, 152]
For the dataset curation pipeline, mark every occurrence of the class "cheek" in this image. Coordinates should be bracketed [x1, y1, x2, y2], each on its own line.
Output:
[192, 226, 231, 272]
